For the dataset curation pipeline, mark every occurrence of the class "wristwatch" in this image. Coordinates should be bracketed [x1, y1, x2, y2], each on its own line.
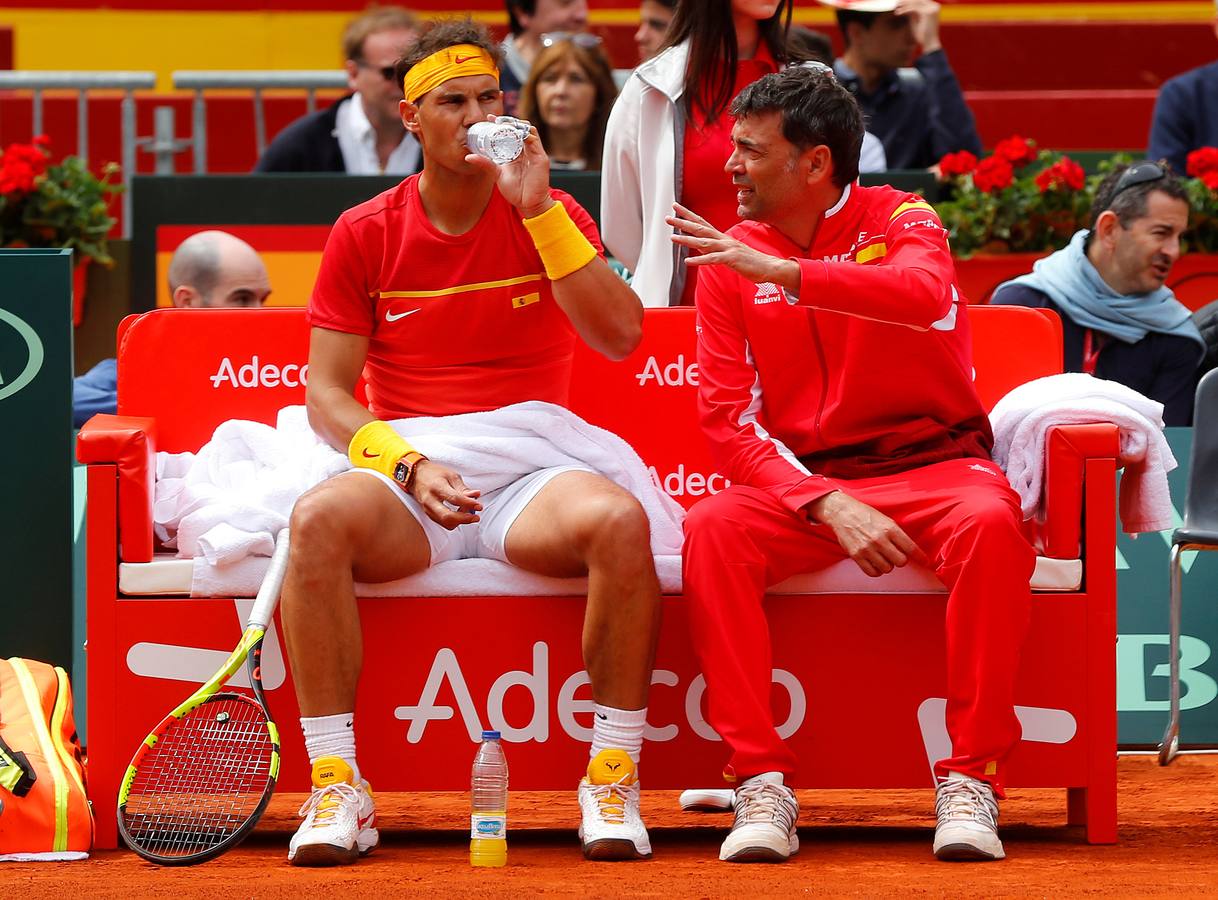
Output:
[392, 452, 428, 492]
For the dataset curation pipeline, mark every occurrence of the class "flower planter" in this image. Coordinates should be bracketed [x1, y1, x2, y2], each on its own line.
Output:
[954, 252, 1218, 313]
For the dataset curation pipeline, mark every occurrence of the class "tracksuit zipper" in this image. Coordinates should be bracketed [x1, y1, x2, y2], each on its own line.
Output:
[806, 309, 830, 449]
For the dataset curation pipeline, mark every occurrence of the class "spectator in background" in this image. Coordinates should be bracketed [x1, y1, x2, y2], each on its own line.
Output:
[1147, 3, 1218, 176]
[500, 0, 590, 115]
[518, 36, 618, 171]
[601, 0, 794, 307]
[992, 162, 1205, 425]
[787, 25, 886, 172]
[255, 6, 420, 174]
[822, 0, 980, 170]
[635, 0, 676, 63]
[73, 231, 271, 427]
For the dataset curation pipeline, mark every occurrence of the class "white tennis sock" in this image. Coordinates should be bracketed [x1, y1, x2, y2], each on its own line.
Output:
[590, 704, 647, 764]
[301, 713, 361, 784]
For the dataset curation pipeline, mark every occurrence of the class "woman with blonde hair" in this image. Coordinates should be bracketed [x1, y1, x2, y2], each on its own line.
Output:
[518, 36, 619, 172]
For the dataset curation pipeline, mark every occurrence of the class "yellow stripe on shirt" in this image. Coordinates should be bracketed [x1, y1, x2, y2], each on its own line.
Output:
[856, 242, 888, 264]
[379, 274, 542, 300]
[890, 201, 937, 220]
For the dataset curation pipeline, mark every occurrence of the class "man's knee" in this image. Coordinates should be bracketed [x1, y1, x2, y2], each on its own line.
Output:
[581, 489, 651, 555]
[290, 481, 360, 560]
[684, 488, 753, 543]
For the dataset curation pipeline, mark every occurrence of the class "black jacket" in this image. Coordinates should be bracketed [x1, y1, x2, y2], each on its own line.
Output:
[992, 282, 1204, 426]
[254, 98, 348, 173]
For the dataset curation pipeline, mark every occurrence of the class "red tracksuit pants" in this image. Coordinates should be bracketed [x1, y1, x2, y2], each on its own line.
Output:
[681, 457, 1034, 797]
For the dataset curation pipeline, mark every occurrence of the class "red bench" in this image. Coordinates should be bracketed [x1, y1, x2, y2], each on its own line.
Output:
[79, 305, 1119, 850]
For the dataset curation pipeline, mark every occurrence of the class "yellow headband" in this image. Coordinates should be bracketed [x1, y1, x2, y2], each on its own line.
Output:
[402, 44, 499, 104]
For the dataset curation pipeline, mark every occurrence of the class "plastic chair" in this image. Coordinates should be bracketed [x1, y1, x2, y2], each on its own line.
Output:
[1159, 368, 1218, 765]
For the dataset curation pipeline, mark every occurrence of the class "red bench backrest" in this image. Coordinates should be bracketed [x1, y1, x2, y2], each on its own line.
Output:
[117, 307, 1063, 493]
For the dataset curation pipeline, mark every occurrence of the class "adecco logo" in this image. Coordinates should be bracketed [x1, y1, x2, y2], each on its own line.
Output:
[210, 355, 308, 389]
[0, 308, 45, 401]
[635, 354, 698, 387]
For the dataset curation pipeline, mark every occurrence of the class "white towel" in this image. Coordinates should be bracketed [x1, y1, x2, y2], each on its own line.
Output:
[989, 372, 1176, 533]
[156, 401, 686, 594]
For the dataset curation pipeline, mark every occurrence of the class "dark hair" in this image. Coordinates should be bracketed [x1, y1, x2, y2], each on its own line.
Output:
[834, 9, 879, 49]
[506, 0, 532, 36]
[730, 66, 863, 188]
[650, 0, 678, 7]
[662, 0, 794, 123]
[517, 40, 619, 171]
[342, 5, 418, 62]
[786, 25, 833, 66]
[395, 17, 503, 96]
[1087, 161, 1189, 234]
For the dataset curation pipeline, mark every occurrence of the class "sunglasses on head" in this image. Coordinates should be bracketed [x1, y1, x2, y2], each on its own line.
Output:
[540, 32, 603, 49]
[356, 59, 398, 83]
[1108, 161, 1166, 203]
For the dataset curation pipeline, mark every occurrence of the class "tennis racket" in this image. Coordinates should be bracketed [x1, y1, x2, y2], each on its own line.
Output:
[117, 529, 291, 865]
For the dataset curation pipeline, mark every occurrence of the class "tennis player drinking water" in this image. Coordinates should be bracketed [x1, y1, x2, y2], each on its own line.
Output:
[280, 18, 660, 866]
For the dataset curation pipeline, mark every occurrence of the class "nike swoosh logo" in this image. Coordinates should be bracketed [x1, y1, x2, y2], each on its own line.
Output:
[362, 449, 379, 459]
[386, 308, 422, 322]
[454, 55, 476, 64]
[596, 713, 607, 720]
[358, 812, 376, 830]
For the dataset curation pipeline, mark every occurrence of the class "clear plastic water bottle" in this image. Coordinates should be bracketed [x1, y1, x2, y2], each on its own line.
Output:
[466, 117, 531, 165]
[470, 730, 509, 867]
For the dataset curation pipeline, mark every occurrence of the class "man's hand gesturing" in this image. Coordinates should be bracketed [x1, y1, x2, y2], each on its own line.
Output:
[667, 203, 801, 290]
[806, 491, 927, 577]
[407, 460, 483, 530]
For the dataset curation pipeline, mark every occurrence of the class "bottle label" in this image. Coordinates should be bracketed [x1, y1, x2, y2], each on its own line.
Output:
[470, 813, 507, 840]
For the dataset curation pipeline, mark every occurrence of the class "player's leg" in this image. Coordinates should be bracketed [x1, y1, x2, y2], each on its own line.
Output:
[865, 459, 1034, 862]
[281, 470, 437, 866]
[681, 484, 846, 863]
[499, 469, 660, 860]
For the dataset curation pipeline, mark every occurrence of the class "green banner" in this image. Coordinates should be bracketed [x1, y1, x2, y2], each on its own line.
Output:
[1117, 426, 1218, 746]
[0, 249, 75, 668]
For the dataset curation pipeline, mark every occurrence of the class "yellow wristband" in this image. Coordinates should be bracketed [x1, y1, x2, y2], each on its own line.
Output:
[348, 420, 416, 480]
[522, 200, 597, 282]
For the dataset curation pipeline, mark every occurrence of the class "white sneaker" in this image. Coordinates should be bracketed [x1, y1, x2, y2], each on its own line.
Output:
[679, 788, 735, 812]
[933, 773, 1005, 861]
[288, 757, 379, 866]
[719, 773, 799, 863]
[577, 748, 652, 860]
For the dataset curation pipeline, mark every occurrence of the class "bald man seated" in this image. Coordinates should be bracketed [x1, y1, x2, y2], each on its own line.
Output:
[72, 230, 272, 427]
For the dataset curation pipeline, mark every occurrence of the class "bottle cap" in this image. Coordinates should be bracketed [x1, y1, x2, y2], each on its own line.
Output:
[481, 730, 501, 740]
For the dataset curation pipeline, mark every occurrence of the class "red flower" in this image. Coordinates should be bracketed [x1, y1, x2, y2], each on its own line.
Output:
[1035, 157, 1086, 193]
[1201, 170, 1218, 191]
[993, 135, 1038, 168]
[938, 150, 978, 178]
[0, 139, 50, 195]
[1187, 146, 1218, 178]
[972, 156, 1014, 193]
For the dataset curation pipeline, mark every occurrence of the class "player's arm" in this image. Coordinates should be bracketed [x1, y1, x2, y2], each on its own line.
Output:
[305, 326, 375, 450]
[469, 123, 642, 360]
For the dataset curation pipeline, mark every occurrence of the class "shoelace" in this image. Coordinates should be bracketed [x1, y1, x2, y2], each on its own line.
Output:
[590, 775, 638, 825]
[935, 777, 999, 828]
[297, 781, 361, 825]
[733, 781, 797, 830]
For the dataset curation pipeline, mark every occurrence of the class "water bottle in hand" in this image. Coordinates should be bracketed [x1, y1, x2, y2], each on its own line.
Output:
[470, 730, 509, 867]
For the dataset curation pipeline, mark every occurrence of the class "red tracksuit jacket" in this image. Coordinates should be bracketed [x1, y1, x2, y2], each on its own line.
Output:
[695, 181, 993, 515]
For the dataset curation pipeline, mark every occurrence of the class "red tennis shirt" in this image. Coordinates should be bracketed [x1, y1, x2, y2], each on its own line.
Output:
[309, 175, 604, 419]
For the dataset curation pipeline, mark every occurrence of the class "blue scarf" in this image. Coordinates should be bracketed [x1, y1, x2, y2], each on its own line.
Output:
[995, 230, 1205, 349]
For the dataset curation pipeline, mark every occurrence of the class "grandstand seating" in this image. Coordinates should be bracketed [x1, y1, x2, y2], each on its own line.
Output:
[79, 304, 1118, 850]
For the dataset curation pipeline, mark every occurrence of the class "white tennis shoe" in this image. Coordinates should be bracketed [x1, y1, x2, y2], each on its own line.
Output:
[933, 773, 1005, 861]
[288, 757, 379, 866]
[719, 773, 799, 863]
[577, 748, 652, 860]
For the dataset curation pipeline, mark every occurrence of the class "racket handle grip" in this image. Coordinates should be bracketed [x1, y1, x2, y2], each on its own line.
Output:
[248, 528, 290, 629]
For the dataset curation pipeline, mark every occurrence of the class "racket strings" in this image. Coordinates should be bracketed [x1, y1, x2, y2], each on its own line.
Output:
[122, 695, 273, 858]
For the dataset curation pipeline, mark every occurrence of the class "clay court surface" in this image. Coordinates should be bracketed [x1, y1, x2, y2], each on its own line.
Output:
[8, 755, 1218, 897]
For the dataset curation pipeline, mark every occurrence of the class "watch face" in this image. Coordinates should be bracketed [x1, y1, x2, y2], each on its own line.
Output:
[393, 460, 409, 484]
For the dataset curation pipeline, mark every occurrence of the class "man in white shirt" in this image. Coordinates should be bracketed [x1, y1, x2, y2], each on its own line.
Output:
[256, 6, 421, 174]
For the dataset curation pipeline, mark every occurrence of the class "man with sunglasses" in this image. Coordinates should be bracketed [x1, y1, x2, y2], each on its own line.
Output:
[501, 0, 591, 115]
[256, 6, 422, 175]
[993, 162, 1206, 425]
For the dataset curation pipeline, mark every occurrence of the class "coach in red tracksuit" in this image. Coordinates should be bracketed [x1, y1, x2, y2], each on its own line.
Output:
[668, 65, 1033, 865]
